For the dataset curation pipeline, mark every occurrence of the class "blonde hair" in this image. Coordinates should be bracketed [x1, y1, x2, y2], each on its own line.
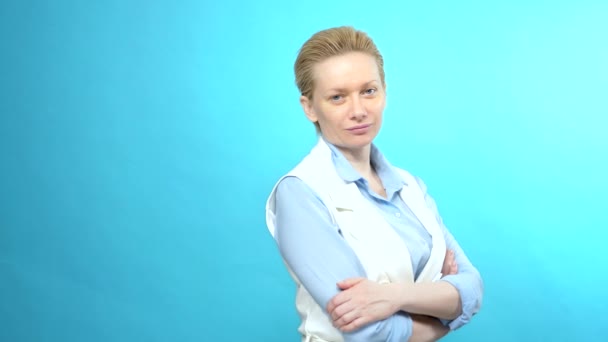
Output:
[294, 26, 385, 131]
[295, 26, 385, 99]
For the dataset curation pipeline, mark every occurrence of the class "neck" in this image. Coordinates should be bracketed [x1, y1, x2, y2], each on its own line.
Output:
[336, 144, 374, 179]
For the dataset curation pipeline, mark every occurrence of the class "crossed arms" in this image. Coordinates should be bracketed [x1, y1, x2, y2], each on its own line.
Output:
[274, 177, 483, 342]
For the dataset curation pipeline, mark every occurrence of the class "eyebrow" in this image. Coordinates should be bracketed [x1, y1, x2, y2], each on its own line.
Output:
[327, 80, 379, 93]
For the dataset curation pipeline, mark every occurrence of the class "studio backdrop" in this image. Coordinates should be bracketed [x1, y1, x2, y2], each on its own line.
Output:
[1, 0, 606, 341]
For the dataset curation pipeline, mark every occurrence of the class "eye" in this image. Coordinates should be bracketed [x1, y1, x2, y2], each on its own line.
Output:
[363, 88, 377, 95]
[330, 94, 344, 102]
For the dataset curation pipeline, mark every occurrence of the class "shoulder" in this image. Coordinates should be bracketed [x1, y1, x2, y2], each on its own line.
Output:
[267, 142, 333, 207]
[275, 174, 337, 209]
[275, 176, 311, 197]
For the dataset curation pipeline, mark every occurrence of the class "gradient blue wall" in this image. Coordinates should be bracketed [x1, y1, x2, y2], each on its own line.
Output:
[1, 1, 606, 341]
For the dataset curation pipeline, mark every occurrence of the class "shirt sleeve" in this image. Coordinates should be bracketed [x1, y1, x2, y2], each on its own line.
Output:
[415, 177, 484, 330]
[274, 176, 413, 342]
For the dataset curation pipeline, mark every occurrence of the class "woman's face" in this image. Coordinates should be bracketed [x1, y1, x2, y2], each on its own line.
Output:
[301, 52, 386, 153]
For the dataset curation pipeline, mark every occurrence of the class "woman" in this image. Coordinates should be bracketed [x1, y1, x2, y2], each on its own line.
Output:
[265, 26, 483, 342]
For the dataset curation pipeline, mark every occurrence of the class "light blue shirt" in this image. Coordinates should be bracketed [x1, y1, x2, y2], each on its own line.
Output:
[274, 141, 483, 342]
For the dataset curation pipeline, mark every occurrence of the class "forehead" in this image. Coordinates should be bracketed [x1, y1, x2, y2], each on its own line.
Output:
[313, 52, 380, 91]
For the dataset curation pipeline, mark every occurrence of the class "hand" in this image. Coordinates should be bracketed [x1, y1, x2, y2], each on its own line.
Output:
[441, 250, 458, 277]
[326, 277, 399, 332]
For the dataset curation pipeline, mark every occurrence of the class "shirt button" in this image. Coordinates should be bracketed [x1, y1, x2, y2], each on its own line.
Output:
[395, 212, 401, 218]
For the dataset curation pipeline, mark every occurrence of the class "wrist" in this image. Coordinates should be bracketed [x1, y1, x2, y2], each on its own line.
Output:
[387, 282, 414, 312]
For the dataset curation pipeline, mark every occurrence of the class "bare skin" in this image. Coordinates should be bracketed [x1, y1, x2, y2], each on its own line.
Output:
[327, 250, 460, 341]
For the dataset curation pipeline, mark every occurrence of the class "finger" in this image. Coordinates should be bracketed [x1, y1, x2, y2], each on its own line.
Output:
[327, 292, 352, 315]
[327, 299, 336, 314]
[330, 299, 356, 321]
[450, 261, 458, 275]
[442, 252, 451, 273]
[333, 306, 358, 329]
[337, 277, 366, 290]
[340, 316, 369, 332]
[443, 250, 453, 268]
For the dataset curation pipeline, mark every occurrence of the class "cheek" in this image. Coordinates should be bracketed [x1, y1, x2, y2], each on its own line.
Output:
[316, 104, 343, 124]
[371, 97, 386, 114]
[371, 106, 383, 116]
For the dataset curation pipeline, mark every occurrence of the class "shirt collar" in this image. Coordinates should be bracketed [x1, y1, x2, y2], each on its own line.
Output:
[324, 138, 407, 193]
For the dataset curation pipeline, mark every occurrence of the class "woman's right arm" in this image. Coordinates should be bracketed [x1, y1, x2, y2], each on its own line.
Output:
[274, 176, 413, 342]
[410, 315, 450, 342]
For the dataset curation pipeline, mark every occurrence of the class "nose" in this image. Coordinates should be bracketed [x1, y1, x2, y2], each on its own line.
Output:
[350, 96, 367, 121]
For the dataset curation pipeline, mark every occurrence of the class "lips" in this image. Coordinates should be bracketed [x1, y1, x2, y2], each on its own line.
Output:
[346, 124, 372, 135]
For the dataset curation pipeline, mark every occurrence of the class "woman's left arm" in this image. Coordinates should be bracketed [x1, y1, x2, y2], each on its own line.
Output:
[402, 177, 484, 329]
[391, 226, 483, 326]
[435, 225, 484, 329]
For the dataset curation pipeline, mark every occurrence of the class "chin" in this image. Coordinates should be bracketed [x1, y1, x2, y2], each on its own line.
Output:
[325, 130, 378, 149]
[344, 134, 376, 148]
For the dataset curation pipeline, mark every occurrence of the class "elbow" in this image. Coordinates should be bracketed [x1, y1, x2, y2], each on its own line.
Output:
[470, 269, 484, 316]
[445, 302, 462, 321]
[460, 271, 484, 322]
[442, 271, 484, 330]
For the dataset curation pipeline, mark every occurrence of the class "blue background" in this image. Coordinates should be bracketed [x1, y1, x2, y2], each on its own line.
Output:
[1, 0, 607, 341]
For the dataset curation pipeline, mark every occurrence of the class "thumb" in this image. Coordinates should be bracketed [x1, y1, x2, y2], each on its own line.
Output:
[337, 277, 366, 290]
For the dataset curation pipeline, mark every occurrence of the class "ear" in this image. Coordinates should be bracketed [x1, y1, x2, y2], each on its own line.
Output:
[300, 95, 318, 124]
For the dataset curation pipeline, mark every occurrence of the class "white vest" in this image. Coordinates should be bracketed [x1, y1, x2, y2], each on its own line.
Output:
[266, 139, 446, 342]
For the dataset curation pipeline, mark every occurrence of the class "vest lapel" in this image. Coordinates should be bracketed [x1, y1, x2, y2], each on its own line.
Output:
[398, 183, 446, 282]
[327, 178, 416, 283]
